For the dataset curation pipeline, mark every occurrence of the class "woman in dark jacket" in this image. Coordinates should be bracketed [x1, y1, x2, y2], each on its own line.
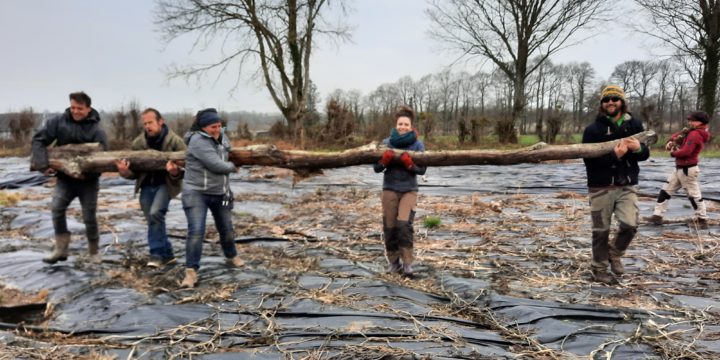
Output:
[374, 106, 426, 277]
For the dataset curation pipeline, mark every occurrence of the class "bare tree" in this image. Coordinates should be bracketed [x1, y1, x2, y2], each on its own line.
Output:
[111, 106, 128, 141]
[427, 0, 606, 143]
[155, 0, 351, 139]
[568, 62, 595, 130]
[8, 108, 37, 142]
[128, 100, 142, 139]
[635, 0, 720, 121]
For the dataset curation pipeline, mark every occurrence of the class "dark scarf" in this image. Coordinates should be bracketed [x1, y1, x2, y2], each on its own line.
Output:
[389, 128, 417, 149]
[142, 124, 169, 187]
[146, 124, 168, 151]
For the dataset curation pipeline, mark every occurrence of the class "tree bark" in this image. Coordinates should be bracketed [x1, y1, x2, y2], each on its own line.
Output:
[33, 131, 657, 179]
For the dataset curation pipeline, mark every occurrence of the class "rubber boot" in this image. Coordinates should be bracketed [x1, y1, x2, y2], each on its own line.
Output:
[43, 233, 70, 264]
[397, 220, 415, 277]
[181, 268, 198, 288]
[399, 247, 414, 277]
[384, 226, 401, 273]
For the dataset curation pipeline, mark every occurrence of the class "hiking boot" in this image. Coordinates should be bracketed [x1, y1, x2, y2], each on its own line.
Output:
[88, 241, 99, 256]
[86, 240, 101, 263]
[649, 215, 663, 226]
[180, 268, 198, 288]
[225, 256, 245, 267]
[147, 256, 177, 268]
[43, 234, 70, 264]
[387, 260, 402, 274]
[696, 218, 709, 230]
[609, 256, 624, 275]
[592, 269, 619, 285]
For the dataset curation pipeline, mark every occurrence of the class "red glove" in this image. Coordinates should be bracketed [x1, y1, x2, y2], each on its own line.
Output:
[399, 152, 415, 170]
[379, 149, 394, 166]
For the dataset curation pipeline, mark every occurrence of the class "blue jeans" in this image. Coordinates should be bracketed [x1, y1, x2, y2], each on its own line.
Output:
[52, 176, 99, 243]
[182, 189, 237, 270]
[139, 184, 173, 260]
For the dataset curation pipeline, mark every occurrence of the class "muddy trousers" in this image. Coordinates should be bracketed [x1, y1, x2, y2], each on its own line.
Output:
[381, 191, 417, 267]
[653, 165, 707, 220]
[51, 176, 100, 247]
[589, 186, 638, 271]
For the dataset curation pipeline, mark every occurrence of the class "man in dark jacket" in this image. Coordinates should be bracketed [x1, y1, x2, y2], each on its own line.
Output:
[31, 92, 108, 264]
[582, 85, 650, 284]
[650, 111, 712, 229]
[115, 108, 186, 267]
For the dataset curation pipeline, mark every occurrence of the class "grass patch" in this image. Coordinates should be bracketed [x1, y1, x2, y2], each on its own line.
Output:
[0, 191, 21, 206]
[423, 216, 442, 229]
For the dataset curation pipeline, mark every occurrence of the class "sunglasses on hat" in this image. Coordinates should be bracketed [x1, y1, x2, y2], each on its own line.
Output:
[601, 96, 622, 103]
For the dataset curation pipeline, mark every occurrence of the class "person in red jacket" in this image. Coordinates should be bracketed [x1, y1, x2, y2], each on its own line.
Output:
[650, 111, 712, 229]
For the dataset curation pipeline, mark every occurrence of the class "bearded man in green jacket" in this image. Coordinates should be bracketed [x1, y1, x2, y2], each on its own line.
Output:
[115, 108, 186, 268]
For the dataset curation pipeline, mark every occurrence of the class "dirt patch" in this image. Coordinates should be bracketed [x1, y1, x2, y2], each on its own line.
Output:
[0, 285, 48, 307]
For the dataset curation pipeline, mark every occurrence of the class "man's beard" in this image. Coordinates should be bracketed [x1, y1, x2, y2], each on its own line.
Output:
[604, 107, 620, 117]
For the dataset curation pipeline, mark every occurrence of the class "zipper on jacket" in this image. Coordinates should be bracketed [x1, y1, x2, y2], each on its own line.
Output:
[203, 169, 208, 190]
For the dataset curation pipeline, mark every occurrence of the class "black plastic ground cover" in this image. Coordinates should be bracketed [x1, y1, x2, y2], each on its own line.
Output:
[0, 156, 718, 358]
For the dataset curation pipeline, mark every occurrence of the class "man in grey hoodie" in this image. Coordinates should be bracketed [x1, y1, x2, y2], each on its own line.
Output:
[180, 108, 244, 288]
[31, 91, 108, 264]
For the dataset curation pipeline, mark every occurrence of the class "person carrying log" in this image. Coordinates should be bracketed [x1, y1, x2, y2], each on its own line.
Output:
[115, 108, 186, 268]
[374, 105, 426, 277]
[582, 85, 650, 285]
[180, 108, 244, 289]
[31, 91, 108, 264]
[649, 111, 712, 229]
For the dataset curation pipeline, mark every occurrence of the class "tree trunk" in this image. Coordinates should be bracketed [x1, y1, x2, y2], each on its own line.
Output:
[33, 131, 657, 179]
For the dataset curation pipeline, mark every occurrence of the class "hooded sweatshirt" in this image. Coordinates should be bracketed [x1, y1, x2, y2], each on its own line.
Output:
[671, 125, 711, 167]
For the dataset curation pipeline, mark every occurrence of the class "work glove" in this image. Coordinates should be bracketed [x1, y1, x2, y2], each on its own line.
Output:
[399, 152, 415, 170]
[379, 149, 394, 167]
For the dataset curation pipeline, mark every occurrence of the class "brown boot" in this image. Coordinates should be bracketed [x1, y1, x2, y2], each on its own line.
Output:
[180, 268, 198, 288]
[43, 234, 70, 264]
[87, 240, 101, 263]
[88, 241, 99, 255]
[608, 248, 624, 275]
[592, 268, 618, 285]
[609, 256, 624, 275]
[225, 256, 244, 267]
[696, 218, 709, 230]
[649, 215, 663, 226]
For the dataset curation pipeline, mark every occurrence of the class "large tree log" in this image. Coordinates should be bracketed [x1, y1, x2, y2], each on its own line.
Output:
[34, 131, 658, 179]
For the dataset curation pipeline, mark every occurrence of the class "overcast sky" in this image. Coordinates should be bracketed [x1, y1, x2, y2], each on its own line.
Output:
[0, 0, 664, 115]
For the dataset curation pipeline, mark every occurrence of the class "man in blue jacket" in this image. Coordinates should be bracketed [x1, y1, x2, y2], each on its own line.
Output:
[582, 85, 650, 284]
[31, 92, 108, 264]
